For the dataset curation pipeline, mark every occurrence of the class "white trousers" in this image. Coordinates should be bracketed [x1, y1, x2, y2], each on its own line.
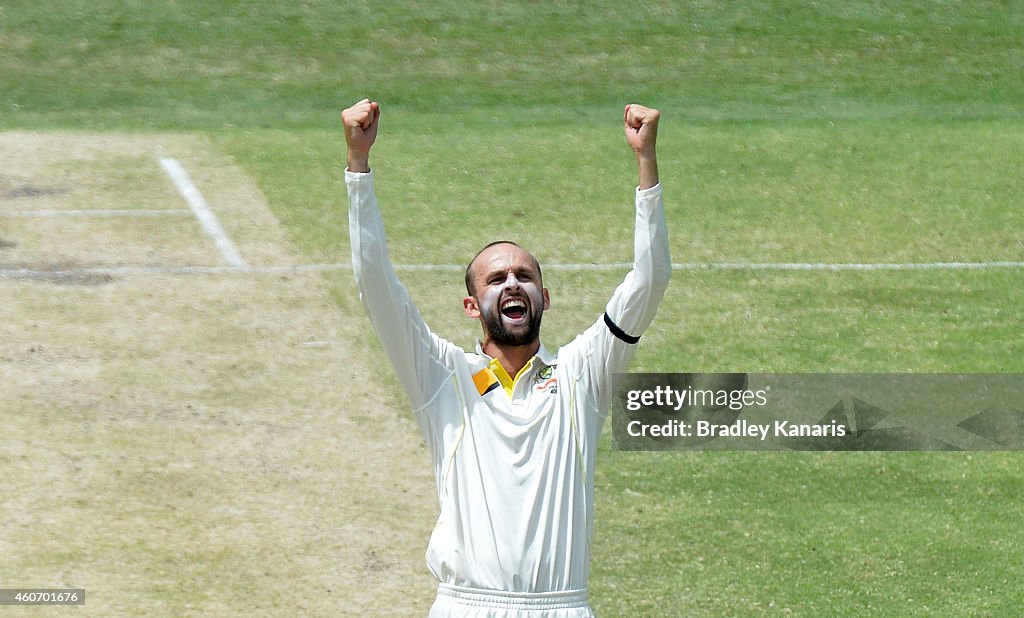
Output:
[428, 584, 595, 618]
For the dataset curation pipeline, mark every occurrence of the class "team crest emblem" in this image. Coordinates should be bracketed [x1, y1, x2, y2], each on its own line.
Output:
[534, 366, 558, 394]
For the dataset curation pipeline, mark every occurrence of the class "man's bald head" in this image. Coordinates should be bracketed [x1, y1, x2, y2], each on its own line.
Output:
[465, 241, 543, 296]
[463, 240, 549, 348]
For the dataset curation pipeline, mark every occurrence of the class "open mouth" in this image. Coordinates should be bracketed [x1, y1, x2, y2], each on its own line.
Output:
[500, 298, 528, 323]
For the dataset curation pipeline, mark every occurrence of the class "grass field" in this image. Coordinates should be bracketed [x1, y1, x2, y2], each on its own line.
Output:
[2, 1, 1023, 616]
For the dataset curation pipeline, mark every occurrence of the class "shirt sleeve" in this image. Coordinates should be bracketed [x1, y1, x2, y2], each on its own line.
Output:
[569, 183, 671, 416]
[346, 169, 456, 412]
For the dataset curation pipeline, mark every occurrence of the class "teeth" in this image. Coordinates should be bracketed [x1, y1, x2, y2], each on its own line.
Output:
[502, 299, 526, 310]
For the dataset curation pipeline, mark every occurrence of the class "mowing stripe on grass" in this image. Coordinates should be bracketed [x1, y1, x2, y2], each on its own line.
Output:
[2, 260, 1024, 280]
[158, 157, 248, 269]
[0, 209, 192, 217]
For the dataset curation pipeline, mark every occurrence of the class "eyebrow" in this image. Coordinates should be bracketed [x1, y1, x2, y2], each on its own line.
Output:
[480, 263, 538, 280]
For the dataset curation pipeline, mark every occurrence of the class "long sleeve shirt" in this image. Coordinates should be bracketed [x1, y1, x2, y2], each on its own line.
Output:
[347, 169, 670, 593]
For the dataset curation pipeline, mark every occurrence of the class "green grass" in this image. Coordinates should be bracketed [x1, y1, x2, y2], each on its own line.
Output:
[222, 120, 1024, 264]
[3, 0, 1023, 615]
[2, 0, 1023, 128]
[593, 451, 1024, 616]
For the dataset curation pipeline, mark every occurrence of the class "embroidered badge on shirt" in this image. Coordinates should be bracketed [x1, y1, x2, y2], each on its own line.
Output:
[533, 365, 558, 394]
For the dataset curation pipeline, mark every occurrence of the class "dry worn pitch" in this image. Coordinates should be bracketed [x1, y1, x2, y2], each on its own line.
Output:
[0, 133, 436, 616]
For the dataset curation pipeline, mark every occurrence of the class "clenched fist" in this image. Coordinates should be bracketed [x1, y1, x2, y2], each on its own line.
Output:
[624, 104, 659, 156]
[623, 104, 660, 189]
[341, 98, 380, 172]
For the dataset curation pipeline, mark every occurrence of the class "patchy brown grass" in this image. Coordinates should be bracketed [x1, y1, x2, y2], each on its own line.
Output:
[0, 133, 436, 616]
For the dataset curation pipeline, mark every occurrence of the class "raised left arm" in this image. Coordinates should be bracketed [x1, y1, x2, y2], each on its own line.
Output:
[607, 103, 670, 341]
[624, 103, 660, 190]
[566, 104, 670, 417]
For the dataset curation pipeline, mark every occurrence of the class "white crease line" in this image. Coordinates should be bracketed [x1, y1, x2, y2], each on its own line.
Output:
[158, 157, 248, 269]
[0, 209, 192, 217]
[2, 261, 1024, 280]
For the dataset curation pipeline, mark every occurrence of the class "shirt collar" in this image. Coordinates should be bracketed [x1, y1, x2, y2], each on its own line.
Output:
[475, 341, 556, 368]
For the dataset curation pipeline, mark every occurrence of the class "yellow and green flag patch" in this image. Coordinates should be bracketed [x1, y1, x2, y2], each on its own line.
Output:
[472, 367, 500, 396]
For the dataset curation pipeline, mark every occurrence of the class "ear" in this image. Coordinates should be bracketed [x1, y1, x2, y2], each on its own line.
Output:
[464, 295, 481, 319]
[542, 287, 550, 311]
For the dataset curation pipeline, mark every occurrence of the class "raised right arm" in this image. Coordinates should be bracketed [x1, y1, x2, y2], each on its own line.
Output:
[344, 99, 455, 411]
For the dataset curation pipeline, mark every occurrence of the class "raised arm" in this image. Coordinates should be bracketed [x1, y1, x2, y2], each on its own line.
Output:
[624, 103, 660, 190]
[573, 104, 671, 413]
[604, 103, 670, 339]
[343, 99, 455, 412]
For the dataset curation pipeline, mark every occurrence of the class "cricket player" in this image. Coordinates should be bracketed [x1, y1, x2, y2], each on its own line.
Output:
[343, 98, 670, 617]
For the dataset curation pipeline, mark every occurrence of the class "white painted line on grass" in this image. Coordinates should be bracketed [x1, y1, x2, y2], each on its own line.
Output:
[2, 260, 1024, 281]
[383, 261, 1024, 273]
[158, 157, 248, 269]
[670, 260, 1024, 272]
[0, 209, 192, 218]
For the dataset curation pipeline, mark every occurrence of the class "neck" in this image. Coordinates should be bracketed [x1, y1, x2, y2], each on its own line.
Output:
[482, 338, 540, 377]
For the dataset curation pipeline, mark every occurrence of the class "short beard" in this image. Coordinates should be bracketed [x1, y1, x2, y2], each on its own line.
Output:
[482, 306, 543, 347]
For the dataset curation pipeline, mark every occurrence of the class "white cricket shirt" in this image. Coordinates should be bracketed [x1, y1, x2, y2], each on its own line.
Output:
[346, 169, 670, 594]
